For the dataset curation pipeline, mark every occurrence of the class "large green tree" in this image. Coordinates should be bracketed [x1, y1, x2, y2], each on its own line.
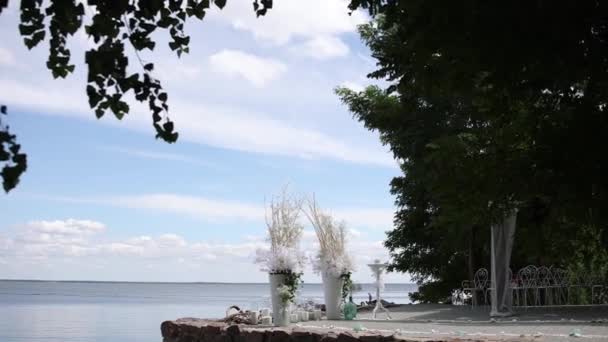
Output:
[340, 1, 608, 302]
[0, 0, 273, 192]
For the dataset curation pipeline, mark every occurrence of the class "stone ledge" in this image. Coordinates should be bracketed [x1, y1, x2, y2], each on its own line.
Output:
[160, 318, 532, 342]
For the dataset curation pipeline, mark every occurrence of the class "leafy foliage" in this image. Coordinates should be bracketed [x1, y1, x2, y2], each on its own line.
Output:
[1, 0, 274, 143]
[0, 106, 27, 193]
[0, 0, 274, 192]
[340, 272, 353, 301]
[341, 1, 608, 302]
[275, 270, 303, 304]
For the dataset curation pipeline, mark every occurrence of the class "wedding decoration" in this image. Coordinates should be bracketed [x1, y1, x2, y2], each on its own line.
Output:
[254, 187, 305, 326]
[304, 195, 355, 320]
[368, 259, 392, 320]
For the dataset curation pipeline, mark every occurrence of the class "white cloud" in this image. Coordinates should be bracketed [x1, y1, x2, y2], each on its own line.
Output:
[0, 47, 16, 66]
[215, 0, 367, 45]
[1, 78, 395, 166]
[98, 146, 218, 167]
[23, 219, 105, 236]
[0, 218, 404, 282]
[170, 101, 396, 167]
[155, 59, 203, 82]
[33, 193, 394, 230]
[334, 208, 395, 230]
[339, 81, 365, 92]
[209, 49, 287, 87]
[7, 219, 106, 258]
[291, 36, 350, 60]
[111, 193, 264, 222]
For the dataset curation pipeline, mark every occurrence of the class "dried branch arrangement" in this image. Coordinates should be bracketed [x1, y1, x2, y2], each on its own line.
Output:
[255, 186, 305, 274]
[304, 194, 354, 276]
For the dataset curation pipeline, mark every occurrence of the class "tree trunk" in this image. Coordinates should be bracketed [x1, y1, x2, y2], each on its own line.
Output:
[468, 226, 476, 284]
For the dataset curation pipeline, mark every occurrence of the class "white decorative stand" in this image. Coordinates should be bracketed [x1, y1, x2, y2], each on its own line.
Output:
[368, 259, 392, 320]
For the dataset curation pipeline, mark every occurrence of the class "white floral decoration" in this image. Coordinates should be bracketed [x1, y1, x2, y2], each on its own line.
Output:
[304, 195, 355, 277]
[254, 186, 305, 273]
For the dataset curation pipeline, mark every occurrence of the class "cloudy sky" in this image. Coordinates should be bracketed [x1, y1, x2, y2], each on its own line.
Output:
[0, 0, 406, 283]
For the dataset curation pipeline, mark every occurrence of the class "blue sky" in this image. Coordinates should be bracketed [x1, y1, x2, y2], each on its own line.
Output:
[0, 0, 407, 283]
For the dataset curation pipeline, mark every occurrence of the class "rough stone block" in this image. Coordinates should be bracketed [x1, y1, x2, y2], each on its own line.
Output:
[203, 323, 226, 336]
[270, 329, 291, 342]
[244, 330, 266, 342]
[179, 323, 203, 338]
[291, 329, 312, 342]
[177, 335, 198, 342]
[337, 332, 359, 342]
[226, 324, 241, 336]
[161, 321, 180, 339]
[320, 332, 338, 342]
[359, 335, 382, 342]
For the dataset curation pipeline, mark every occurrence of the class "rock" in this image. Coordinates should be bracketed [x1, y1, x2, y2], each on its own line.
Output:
[270, 330, 290, 342]
[359, 335, 381, 342]
[161, 318, 511, 342]
[381, 334, 396, 342]
[226, 325, 241, 336]
[178, 323, 202, 338]
[177, 336, 198, 342]
[292, 329, 313, 342]
[337, 332, 359, 342]
[203, 323, 225, 336]
[243, 330, 265, 342]
[320, 333, 338, 342]
[161, 321, 180, 339]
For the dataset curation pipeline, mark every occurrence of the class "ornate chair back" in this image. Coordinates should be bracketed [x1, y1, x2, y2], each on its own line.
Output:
[518, 265, 538, 288]
[474, 268, 489, 290]
[552, 268, 568, 287]
[537, 266, 551, 287]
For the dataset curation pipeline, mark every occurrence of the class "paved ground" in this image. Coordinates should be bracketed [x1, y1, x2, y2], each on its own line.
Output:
[302, 305, 608, 341]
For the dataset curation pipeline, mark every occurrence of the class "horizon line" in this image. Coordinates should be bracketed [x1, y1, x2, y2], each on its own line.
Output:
[0, 278, 415, 285]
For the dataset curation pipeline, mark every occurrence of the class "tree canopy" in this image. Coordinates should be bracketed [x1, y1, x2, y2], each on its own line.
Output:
[340, 0, 608, 302]
[0, 106, 27, 192]
[0, 0, 274, 192]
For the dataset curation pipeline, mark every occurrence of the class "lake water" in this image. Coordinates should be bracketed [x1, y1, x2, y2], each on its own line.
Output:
[0, 280, 416, 342]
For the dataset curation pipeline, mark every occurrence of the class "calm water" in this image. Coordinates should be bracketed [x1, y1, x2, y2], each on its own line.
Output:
[0, 280, 416, 342]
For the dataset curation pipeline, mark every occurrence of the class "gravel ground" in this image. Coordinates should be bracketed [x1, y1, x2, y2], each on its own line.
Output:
[312, 304, 608, 341]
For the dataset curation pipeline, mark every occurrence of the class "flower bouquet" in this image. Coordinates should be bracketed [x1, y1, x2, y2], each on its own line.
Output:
[304, 195, 354, 320]
[254, 188, 305, 326]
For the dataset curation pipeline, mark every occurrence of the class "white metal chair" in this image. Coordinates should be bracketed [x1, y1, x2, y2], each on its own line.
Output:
[517, 265, 538, 307]
[550, 267, 569, 305]
[463, 268, 489, 308]
[536, 266, 552, 306]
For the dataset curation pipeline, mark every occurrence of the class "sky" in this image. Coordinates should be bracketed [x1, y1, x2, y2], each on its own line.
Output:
[0, 0, 407, 283]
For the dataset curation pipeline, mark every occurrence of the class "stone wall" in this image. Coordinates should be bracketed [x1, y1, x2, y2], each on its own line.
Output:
[160, 318, 527, 342]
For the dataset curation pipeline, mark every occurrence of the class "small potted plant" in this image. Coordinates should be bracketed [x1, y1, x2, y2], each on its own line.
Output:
[254, 188, 305, 326]
[304, 195, 354, 320]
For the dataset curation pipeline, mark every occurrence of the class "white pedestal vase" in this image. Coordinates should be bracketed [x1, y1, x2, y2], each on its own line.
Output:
[322, 271, 343, 320]
[269, 273, 289, 326]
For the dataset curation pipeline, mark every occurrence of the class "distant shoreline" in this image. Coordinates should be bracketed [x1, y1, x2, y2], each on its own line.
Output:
[0, 279, 415, 285]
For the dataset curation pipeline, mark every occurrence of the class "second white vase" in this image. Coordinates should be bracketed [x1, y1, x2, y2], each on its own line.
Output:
[322, 271, 343, 320]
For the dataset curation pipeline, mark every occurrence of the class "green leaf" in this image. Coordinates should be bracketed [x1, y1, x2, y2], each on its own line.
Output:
[215, 0, 227, 9]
